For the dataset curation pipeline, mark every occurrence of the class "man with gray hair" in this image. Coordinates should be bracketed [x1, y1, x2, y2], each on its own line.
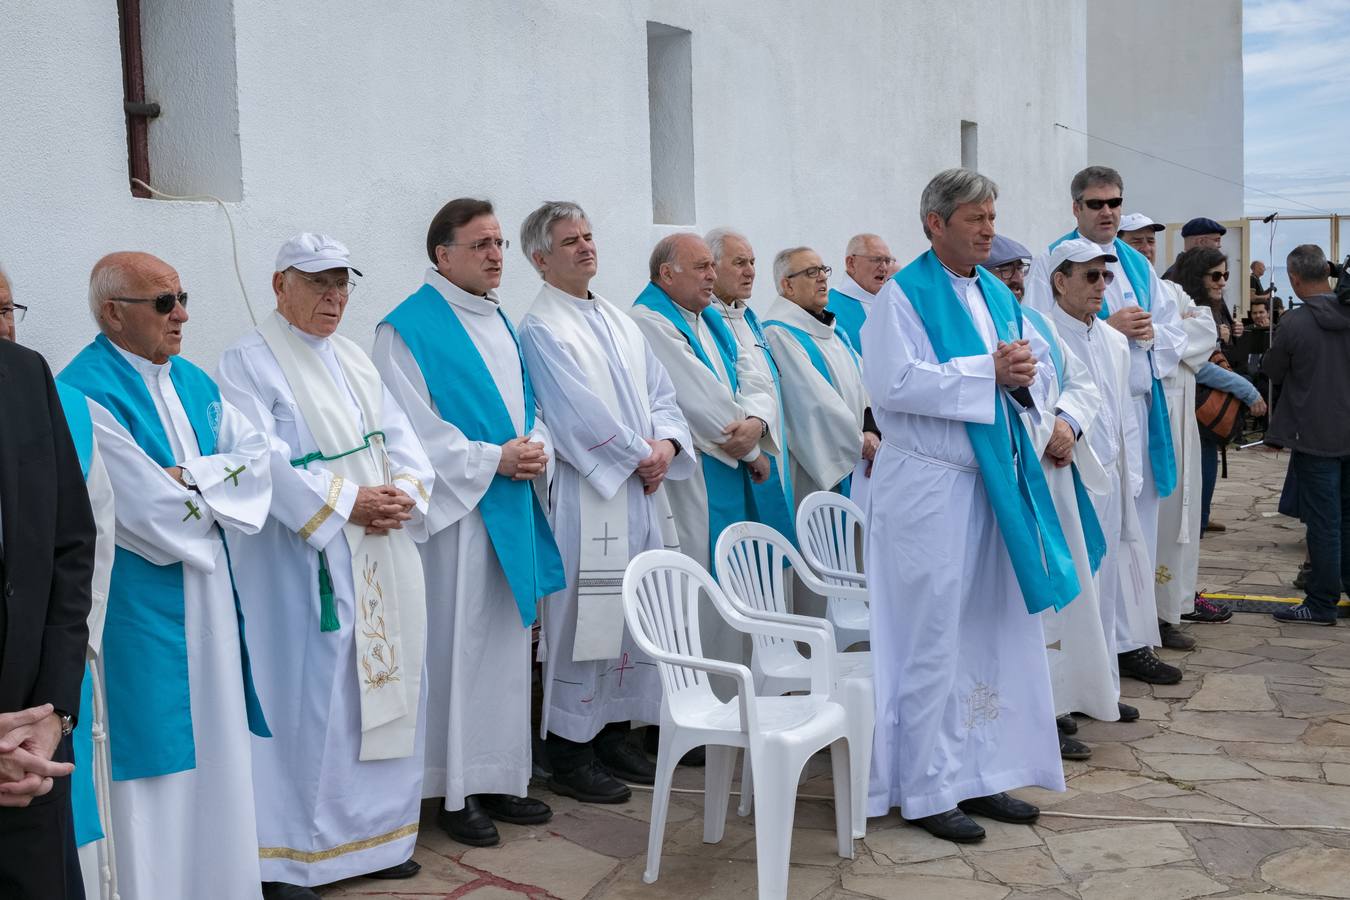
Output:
[1263, 244, 1350, 625]
[517, 202, 694, 802]
[864, 168, 1067, 843]
[826, 233, 896, 350]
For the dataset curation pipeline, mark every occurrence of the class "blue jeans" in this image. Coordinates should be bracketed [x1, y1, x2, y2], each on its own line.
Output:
[1200, 436, 1219, 532]
[1292, 451, 1350, 615]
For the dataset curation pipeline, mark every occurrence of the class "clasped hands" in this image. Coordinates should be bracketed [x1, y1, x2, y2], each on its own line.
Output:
[0, 704, 69, 808]
[719, 418, 770, 484]
[1107, 306, 1154, 343]
[350, 484, 416, 535]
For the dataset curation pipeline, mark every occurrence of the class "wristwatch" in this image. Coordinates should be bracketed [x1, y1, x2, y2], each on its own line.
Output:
[55, 710, 74, 737]
[180, 467, 200, 492]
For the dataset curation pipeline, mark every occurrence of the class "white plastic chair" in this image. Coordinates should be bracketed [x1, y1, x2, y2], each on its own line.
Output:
[795, 491, 869, 651]
[623, 550, 853, 900]
[715, 522, 874, 839]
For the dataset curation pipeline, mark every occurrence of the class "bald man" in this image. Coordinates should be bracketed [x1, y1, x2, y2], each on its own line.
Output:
[826, 233, 896, 351]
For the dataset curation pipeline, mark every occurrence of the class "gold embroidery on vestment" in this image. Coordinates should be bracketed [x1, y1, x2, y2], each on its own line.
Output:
[393, 472, 429, 502]
[358, 553, 400, 691]
[258, 821, 418, 862]
[298, 475, 346, 540]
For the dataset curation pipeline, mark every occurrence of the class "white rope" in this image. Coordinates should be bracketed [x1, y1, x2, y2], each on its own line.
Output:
[87, 659, 120, 900]
[129, 178, 258, 326]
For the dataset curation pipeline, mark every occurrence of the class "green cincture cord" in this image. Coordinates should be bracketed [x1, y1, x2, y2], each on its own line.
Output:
[290, 431, 387, 633]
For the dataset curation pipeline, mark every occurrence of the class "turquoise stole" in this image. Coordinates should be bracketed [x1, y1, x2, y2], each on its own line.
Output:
[825, 288, 866, 354]
[1019, 306, 1108, 574]
[59, 334, 270, 781]
[633, 283, 757, 561]
[704, 304, 795, 542]
[383, 284, 565, 626]
[54, 382, 101, 844]
[761, 316, 862, 496]
[1050, 230, 1177, 497]
[896, 251, 1080, 613]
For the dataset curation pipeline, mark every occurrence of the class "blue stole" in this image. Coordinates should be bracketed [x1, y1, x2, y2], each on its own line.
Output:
[1050, 230, 1177, 497]
[1019, 307, 1108, 575]
[633, 283, 758, 561]
[895, 251, 1080, 613]
[59, 334, 270, 781]
[54, 382, 101, 844]
[760, 317, 862, 497]
[704, 304, 796, 542]
[383, 284, 565, 625]
[825, 288, 866, 353]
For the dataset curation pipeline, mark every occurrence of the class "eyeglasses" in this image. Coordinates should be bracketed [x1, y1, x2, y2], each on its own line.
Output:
[786, 265, 832, 280]
[291, 271, 358, 296]
[110, 292, 189, 314]
[0, 303, 27, 323]
[1208, 270, 1230, 283]
[993, 262, 1029, 276]
[1080, 269, 1116, 285]
[1082, 197, 1124, 210]
[852, 254, 896, 267]
[444, 238, 510, 254]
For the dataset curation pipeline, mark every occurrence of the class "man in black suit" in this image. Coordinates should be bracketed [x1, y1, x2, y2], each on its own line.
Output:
[0, 281, 96, 898]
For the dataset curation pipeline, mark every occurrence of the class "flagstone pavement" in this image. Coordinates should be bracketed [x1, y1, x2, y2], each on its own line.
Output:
[320, 447, 1350, 899]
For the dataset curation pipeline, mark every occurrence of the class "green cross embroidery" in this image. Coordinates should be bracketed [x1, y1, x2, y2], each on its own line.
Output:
[224, 464, 246, 487]
[182, 499, 202, 522]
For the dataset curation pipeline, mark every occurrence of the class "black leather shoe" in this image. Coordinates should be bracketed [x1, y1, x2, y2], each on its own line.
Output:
[1117, 702, 1140, 722]
[958, 792, 1040, 824]
[1060, 733, 1092, 760]
[438, 796, 500, 847]
[366, 858, 420, 879]
[1056, 714, 1078, 735]
[262, 884, 321, 900]
[1118, 647, 1182, 685]
[594, 734, 656, 784]
[479, 793, 553, 825]
[1158, 622, 1196, 650]
[547, 759, 632, 804]
[906, 808, 985, 843]
[680, 746, 706, 767]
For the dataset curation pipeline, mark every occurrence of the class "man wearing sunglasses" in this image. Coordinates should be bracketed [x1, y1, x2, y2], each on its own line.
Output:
[825, 233, 897, 352]
[1026, 166, 1187, 689]
[58, 252, 275, 900]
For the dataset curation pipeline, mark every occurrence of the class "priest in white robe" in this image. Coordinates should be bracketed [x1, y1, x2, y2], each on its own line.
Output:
[373, 199, 564, 849]
[1024, 165, 1186, 688]
[863, 170, 1068, 844]
[219, 234, 434, 897]
[516, 201, 694, 804]
[59, 251, 273, 900]
[825, 233, 896, 352]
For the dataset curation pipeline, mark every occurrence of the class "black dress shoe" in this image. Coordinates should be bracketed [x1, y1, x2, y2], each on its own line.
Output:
[1158, 622, 1197, 650]
[958, 792, 1040, 824]
[906, 808, 985, 843]
[262, 884, 321, 900]
[680, 746, 706, 767]
[594, 735, 656, 784]
[479, 793, 553, 825]
[547, 759, 632, 804]
[438, 796, 500, 847]
[1118, 647, 1182, 685]
[1117, 701, 1140, 722]
[1060, 733, 1092, 760]
[366, 858, 420, 879]
[1056, 714, 1078, 735]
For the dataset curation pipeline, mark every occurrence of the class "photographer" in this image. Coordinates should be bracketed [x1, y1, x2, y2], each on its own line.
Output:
[1262, 244, 1350, 625]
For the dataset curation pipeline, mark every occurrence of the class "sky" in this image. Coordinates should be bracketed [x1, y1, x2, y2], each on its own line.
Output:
[1243, 0, 1350, 216]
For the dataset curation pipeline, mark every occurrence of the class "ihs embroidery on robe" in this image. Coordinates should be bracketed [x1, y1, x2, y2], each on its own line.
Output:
[358, 556, 401, 690]
[963, 682, 1002, 730]
[1155, 565, 1173, 586]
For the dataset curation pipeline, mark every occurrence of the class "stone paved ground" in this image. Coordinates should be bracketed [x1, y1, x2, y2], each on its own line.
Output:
[320, 447, 1350, 900]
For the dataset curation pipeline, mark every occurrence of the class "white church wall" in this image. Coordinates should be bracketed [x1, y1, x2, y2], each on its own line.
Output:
[2, 0, 1091, 370]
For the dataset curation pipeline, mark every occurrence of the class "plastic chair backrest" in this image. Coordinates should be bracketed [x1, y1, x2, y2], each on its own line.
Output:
[715, 522, 821, 665]
[796, 491, 866, 586]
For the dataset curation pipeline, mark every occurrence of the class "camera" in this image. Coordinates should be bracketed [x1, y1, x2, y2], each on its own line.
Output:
[1335, 255, 1350, 303]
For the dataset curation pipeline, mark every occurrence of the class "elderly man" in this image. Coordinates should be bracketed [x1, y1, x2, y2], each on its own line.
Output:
[986, 235, 1033, 301]
[219, 234, 434, 897]
[826, 233, 896, 351]
[1026, 166, 1187, 687]
[0, 267, 96, 900]
[518, 202, 694, 802]
[865, 169, 1072, 842]
[59, 252, 273, 900]
[374, 199, 564, 849]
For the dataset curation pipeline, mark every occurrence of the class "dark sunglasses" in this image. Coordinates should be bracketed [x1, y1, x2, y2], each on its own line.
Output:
[110, 292, 189, 315]
[1080, 269, 1116, 285]
[1082, 197, 1124, 210]
[1208, 271, 1230, 283]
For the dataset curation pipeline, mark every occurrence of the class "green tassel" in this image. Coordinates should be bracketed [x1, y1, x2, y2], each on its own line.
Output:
[318, 551, 339, 632]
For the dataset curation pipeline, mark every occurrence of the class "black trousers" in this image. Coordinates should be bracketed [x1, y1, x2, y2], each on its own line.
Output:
[0, 736, 83, 900]
[544, 722, 634, 773]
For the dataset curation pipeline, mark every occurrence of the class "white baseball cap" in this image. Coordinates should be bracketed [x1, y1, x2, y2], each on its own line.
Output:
[1048, 238, 1118, 272]
[275, 232, 363, 276]
[1118, 213, 1164, 234]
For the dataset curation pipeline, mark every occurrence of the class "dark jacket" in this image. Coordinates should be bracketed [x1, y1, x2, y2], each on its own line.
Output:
[0, 340, 95, 722]
[1262, 292, 1350, 456]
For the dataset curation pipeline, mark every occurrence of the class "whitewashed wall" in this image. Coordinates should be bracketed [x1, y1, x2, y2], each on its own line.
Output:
[4, 0, 1096, 370]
